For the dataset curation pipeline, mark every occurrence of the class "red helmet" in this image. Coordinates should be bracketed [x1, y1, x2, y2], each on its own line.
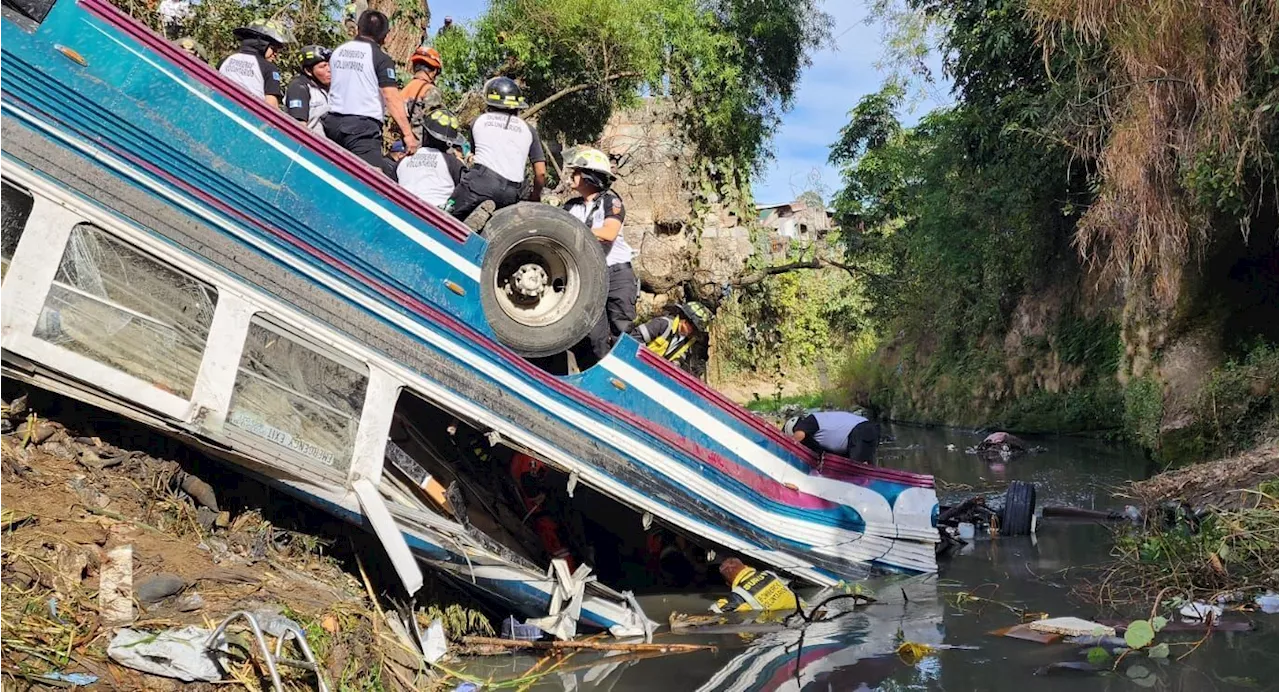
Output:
[410, 46, 442, 70]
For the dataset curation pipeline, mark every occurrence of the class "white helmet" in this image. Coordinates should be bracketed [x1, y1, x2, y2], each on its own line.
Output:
[782, 417, 799, 436]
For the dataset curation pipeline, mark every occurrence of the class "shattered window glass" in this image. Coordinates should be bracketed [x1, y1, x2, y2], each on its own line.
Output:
[1, 181, 34, 279]
[33, 224, 217, 398]
[227, 318, 367, 471]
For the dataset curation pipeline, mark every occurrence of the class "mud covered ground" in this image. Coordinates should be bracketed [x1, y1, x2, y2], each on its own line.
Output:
[0, 390, 489, 691]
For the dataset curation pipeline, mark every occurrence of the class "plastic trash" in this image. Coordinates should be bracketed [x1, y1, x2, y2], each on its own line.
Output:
[36, 671, 98, 685]
[423, 618, 448, 664]
[108, 626, 226, 682]
[501, 615, 542, 641]
[956, 522, 976, 540]
[1255, 592, 1279, 614]
[248, 609, 303, 638]
[1028, 617, 1116, 637]
[454, 683, 480, 692]
[1178, 601, 1223, 622]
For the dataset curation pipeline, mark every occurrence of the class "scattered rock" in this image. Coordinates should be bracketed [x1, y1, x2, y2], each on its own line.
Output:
[196, 507, 219, 531]
[174, 593, 205, 612]
[17, 418, 59, 445]
[177, 473, 218, 511]
[214, 511, 230, 529]
[136, 573, 187, 604]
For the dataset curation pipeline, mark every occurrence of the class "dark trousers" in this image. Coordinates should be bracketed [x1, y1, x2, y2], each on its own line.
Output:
[448, 165, 523, 221]
[847, 420, 881, 465]
[572, 262, 637, 369]
[323, 113, 395, 180]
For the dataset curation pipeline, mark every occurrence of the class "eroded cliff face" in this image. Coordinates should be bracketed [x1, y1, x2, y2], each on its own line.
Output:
[597, 100, 755, 315]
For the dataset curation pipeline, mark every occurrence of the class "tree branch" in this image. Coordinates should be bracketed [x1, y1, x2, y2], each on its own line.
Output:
[523, 71, 643, 120]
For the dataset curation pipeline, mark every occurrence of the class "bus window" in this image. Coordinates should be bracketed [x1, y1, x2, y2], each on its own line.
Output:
[1, 182, 34, 279]
[226, 316, 368, 471]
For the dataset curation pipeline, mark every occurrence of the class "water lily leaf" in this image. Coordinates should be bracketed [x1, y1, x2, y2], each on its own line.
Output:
[1087, 646, 1112, 665]
[1151, 616, 1167, 633]
[1127, 663, 1157, 687]
[1125, 620, 1155, 649]
[1148, 643, 1169, 659]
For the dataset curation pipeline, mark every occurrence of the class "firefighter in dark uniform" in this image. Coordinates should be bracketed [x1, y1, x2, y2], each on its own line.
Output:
[630, 301, 713, 364]
[562, 148, 635, 369]
[398, 108, 467, 208]
[709, 558, 801, 613]
[323, 10, 417, 179]
[284, 45, 332, 136]
[218, 20, 290, 108]
[446, 77, 547, 222]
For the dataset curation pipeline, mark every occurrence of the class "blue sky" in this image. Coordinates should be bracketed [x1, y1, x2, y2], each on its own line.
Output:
[426, 0, 949, 206]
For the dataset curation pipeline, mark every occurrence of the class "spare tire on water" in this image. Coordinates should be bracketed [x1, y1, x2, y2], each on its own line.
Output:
[480, 203, 607, 359]
[1000, 480, 1037, 536]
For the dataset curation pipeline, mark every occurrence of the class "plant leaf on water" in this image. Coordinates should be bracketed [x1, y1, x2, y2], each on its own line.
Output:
[1147, 643, 1169, 659]
[1150, 616, 1167, 633]
[1087, 646, 1111, 665]
[1124, 620, 1155, 649]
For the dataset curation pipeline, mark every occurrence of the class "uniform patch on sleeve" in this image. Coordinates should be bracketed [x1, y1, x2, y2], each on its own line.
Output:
[610, 196, 623, 213]
[386, 68, 396, 79]
[272, 71, 281, 80]
[288, 99, 303, 109]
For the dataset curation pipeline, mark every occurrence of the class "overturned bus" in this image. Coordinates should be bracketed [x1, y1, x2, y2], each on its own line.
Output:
[0, 0, 939, 637]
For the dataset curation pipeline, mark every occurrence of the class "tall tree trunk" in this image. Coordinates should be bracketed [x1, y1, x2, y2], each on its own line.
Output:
[350, 0, 428, 64]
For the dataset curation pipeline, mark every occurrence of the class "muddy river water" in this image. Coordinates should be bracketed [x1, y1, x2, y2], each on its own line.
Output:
[465, 424, 1279, 691]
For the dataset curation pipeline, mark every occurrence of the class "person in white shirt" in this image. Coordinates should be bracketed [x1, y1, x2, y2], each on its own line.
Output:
[446, 77, 546, 222]
[217, 20, 290, 108]
[397, 108, 467, 208]
[561, 148, 636, 368]
[323, 10, 417, 179]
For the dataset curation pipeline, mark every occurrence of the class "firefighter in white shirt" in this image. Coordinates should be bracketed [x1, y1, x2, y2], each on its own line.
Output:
[563, 148, 636, 368]
[218, 20, 290, 108]
[446, 77, 546, 221]
[397, 108, 467, 208]
[323, 10, 417, 179]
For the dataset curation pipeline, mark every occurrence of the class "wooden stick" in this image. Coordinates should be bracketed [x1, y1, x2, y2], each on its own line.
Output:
[462, 636, 716, 654]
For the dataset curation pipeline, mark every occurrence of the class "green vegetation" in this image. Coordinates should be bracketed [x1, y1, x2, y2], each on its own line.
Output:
[1093, 480, 1279, 604]
[436, 0, 829, 172]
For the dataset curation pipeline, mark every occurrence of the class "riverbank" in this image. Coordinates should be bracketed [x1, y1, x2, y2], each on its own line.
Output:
[1131, 438, 1279, 510]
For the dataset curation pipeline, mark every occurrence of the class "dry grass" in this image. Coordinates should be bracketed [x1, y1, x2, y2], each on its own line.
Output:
[1028, 0, 1278, 304]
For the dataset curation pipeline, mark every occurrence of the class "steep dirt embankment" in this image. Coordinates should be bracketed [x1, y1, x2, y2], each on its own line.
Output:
[0, 394, 483, 690]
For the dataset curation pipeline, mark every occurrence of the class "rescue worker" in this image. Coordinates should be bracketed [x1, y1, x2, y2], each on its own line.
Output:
[175, 36, 208, 63]
[509, 452, 577, 570]
[398, 108, 467, 208]
[563, 148, 635, 368]
[784, 410, 881, 465]
[709, 558, 800, 613]
[438, 16, 456, 37]
[446, 77, 546, 221]
[630, 301, 712, 363]
[284, 45, 332, 135]
[324, 10, 417, 179]
[218, 19, 290, 108]
[401, 46, 444, 134]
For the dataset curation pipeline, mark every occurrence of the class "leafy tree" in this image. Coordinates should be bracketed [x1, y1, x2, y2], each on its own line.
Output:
[435, 0, 829, 169]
